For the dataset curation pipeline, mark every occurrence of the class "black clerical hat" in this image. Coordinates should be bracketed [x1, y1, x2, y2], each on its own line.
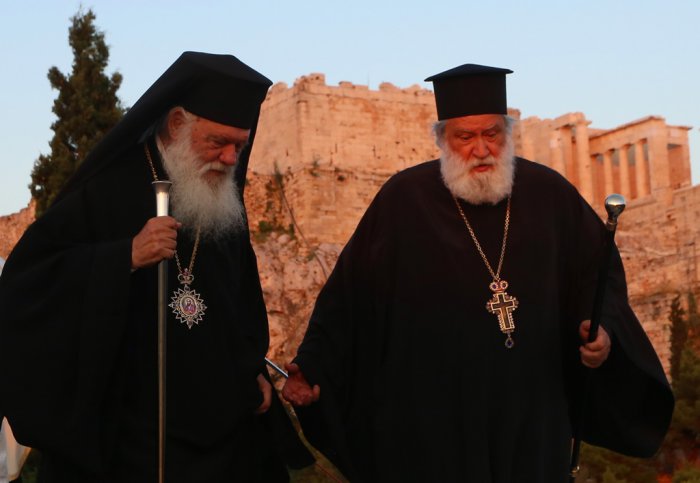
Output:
[54, 51, 272, 205]
[425, 64, 513, 120]
[85, 51, 272, 161]
[126, 51, 272, 130]
[156, 52, 272, 129]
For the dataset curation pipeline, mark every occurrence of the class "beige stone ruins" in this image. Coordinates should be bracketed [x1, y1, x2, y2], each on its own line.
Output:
[0, 201, 35, 261]
[1, 74, 697, 374]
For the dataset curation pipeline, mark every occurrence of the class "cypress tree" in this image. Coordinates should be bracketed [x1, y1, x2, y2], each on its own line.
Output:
[29, 8, 124, 216]
[669, 294, 688, 384]
[664, 293, 700, 476]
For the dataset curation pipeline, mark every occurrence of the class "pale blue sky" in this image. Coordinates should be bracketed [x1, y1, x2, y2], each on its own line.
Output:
[1, 0, 698, 215]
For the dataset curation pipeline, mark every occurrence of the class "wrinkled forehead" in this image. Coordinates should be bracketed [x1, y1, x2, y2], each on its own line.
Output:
[446, 114, 505, 132]
[191, 115, 251, 142]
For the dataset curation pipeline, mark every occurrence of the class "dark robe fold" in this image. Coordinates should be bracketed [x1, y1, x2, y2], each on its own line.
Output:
[0, 141, 312, 482]
[293, 158, 673, 482]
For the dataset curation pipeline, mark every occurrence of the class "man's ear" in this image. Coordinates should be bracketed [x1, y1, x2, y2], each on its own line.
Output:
[166, 109, 186, 141]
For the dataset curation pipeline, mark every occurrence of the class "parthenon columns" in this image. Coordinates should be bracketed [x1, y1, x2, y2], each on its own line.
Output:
[593, 140, 652, 201]
[574, 121, 593, 202]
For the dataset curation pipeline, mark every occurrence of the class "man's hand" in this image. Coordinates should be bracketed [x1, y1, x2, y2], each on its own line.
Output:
[282, 363, 320, 406]
[579, 320, 611, 368]
[131, 216, 181, 269]
[254, 373, 272, 415]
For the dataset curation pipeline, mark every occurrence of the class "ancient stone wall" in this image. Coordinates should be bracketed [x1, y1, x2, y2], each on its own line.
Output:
[255, 74, 439, 175]
[252, 75, 440, 246]
[613, 183, 700, 372]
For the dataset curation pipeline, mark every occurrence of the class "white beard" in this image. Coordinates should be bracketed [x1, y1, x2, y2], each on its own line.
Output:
[158, 127, 245, 241]
[439, 136, 516, 205]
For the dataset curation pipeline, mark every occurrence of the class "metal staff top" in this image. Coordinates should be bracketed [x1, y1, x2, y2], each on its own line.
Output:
[604, 193, 626, 232]
[588, 194, 626, 342]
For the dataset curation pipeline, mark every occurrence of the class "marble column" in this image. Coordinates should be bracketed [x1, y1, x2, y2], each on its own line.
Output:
[618, 145, 631, 199]
[560, 125, 573, 179]
[549, 129, 565, 175]
[603, 150, 614, 196]
[634, 140, 649, 197]
[574, 121, 593, 203]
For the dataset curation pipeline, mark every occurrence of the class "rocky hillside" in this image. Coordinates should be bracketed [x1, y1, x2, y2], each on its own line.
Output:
[0, 201, 35, 260]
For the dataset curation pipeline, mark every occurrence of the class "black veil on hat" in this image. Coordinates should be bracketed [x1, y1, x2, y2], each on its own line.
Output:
[56, 51, 272, 203]
[425, 64, 513, 120]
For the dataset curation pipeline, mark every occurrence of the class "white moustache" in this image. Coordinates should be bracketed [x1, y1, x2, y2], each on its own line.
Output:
[465, 157, 496, 171]
[198, 162, 232, 175]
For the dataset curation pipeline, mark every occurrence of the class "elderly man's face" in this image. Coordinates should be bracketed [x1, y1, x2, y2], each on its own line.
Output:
[188, 117, 250, 182]
[161, 110, 249, 239]
[444, 114, 507, 173]
[169, 111, 250, 184]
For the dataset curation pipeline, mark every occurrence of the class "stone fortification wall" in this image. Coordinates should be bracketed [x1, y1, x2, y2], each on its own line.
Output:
[252, 75, 441, 247]
[254, 74, 439, 175]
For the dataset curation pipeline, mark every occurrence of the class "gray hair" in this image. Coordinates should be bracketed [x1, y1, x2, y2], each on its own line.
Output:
[433, 115, 516, 148]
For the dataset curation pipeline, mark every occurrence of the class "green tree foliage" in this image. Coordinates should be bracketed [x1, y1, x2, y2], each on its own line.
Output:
[29, 8, 124, 216]
[663, 292, 700, 472]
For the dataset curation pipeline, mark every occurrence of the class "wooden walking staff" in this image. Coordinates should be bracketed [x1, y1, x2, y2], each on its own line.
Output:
[153, 180, 172, 483]
[569, 194, 626, 482]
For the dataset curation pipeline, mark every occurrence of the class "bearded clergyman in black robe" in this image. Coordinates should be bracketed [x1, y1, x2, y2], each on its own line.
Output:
[0, 52, 312, 482]
[282, 64, 674, 482]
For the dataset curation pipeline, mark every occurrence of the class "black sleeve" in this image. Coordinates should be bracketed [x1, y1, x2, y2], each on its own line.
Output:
[0, 187, 134, 473]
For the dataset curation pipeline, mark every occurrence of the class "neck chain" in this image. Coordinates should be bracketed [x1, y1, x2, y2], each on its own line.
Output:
[145, 144, 207, 329]
[453, 196, 519, 348]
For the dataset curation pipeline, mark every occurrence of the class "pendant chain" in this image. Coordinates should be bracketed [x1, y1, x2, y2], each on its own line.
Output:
[144, 144, 160, 181]
[144, 144, 201, 279]
[174, 227, 200, 277]
[453, 196, 511, 281]
[453, 195, 518, 349]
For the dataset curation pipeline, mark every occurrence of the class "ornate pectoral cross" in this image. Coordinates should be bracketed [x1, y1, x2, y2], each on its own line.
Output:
[169, 269, 207, 329]
[485, 279, 519, 348]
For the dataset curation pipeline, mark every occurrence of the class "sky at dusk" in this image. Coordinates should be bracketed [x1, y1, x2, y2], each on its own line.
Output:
[1, 0, 698, 215]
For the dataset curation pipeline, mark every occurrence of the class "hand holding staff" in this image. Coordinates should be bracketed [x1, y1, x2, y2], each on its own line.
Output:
[569, 194, 626, 482]
[131, 216, 180, 269]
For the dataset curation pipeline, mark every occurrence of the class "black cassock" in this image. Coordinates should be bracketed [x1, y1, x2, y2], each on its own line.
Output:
[0, 140, 311, 482]
[294, 158, 673, 482]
